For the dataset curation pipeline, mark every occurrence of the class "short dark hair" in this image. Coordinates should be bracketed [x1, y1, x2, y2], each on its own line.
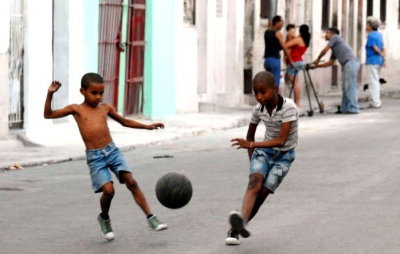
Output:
[253, 71, 276, 88]
[286, 24, 295, 31]
[327, 27, 340, 35]
[272, 16, 282, 26]
[81, 73, 104, 89]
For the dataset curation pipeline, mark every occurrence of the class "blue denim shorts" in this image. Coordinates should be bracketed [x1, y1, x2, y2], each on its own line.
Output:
[86, 142, 132, 193]
[249, 148, 295, 193]
[286, 61, 304, 76]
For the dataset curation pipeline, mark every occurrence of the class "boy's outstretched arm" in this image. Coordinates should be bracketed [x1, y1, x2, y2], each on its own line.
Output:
[232, 121, 293, 150]
[245, 123, 258, 160]
[44, 81, 76, 119]
[108, 105, 164, 130]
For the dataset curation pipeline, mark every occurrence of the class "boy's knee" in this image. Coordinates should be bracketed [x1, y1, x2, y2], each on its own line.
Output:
[247, 174, 264, 191]
[125, 178, 139, 190]
[102, 183, 115, 197]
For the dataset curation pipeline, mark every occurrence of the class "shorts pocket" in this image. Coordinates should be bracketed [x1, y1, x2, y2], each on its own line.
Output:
[285, 149, 295, 162]
[86, 152, 97, 164]
[272, 165, 289, 185]
[273, 168, 283, 177]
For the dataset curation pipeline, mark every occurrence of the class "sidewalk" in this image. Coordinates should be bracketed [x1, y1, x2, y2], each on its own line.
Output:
[0, 110, 251, 170]
[1, 81, 399, 171]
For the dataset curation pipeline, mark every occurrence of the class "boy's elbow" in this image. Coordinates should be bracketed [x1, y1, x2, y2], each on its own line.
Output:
[277, 138, 287, 147]
[120, 120, 129, 127]
[44, 112, 55, 119]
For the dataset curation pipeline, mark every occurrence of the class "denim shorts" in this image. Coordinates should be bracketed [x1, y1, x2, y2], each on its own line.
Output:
[86, 142, 132, 193]
[249, 148, 295, 193]
[286, 61, 304, 76]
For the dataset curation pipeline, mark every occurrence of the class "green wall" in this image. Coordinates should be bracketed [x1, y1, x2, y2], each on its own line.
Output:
[144, 0, 176, 118]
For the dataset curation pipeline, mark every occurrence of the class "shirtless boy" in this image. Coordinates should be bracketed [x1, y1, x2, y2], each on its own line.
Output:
[44, 73, 167, 241]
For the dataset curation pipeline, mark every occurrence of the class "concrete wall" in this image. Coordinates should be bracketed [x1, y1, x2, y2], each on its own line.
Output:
[308, 0, 334, 94]
[223, 0, 244, 106]
[24, 0, 89, 146]
[24, 0, 54, 142]
[252, 0, 265, 81]
[376, 0, 400, 83]
[67, 0, 84, 105]
[0, 0, 10, 138]
[175, 5, 198, 114]
[52, 0, 70, 124]
[244, 0, 254, 70]
[196, 0, 245, 109]
[197, 0, 208, 95]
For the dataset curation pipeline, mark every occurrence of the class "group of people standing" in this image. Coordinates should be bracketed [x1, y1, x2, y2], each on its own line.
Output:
[263, 16, 311, 107]
[262, 15, 386, 113]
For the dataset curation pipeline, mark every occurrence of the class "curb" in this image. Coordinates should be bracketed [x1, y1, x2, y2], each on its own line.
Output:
[0, 117, 251, 172]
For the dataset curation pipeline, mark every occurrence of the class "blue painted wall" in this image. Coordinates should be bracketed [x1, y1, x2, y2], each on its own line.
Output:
[82, 0, 99, 74]
[144, 0, 176, 118]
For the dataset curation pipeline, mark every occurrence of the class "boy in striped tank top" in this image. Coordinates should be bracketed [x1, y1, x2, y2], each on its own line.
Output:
[225, 71, 298, 245]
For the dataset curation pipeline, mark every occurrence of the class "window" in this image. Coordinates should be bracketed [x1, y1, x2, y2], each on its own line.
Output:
[322, 0, 330, 30]
[260, 0, 277, 19]
[380, 0, 386, 23]
[366, 0, 373, 17]
[183, 0, 196, 25]
[331, 0, 338, 27]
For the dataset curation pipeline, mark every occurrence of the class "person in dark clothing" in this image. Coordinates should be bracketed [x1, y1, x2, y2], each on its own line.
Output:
[263, 15, 294, 92]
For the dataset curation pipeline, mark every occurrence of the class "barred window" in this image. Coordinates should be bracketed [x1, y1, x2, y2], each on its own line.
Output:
[183, 0, 196, 25]
[380, 0, 386, 23]
[366, 0, 373, 17]
[322, 0, 330, 30]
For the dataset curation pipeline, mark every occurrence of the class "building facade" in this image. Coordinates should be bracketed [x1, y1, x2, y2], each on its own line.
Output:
[1, 0, 399, 144]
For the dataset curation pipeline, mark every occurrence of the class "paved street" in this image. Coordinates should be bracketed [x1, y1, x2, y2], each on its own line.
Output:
[1, 98, 400, 254]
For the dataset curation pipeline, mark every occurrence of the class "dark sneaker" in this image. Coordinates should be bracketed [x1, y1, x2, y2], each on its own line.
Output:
[225, 230, 240, 245]
[148, 215, 168, 231]
[229, 211, 250, 238]
[97, 214, 115, 241]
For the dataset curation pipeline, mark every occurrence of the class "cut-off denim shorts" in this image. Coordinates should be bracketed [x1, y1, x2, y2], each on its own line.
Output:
[86, 142, 131, 193]
[249, 147, 295, 193]
[286, 61, 304, 77]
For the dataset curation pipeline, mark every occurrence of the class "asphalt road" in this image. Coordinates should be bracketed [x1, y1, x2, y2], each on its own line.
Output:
[1, 98, 400, 254]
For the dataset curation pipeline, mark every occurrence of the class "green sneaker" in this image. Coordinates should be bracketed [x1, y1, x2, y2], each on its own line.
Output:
[148, 215, 168, 231]
[97, 214, 115, 241]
